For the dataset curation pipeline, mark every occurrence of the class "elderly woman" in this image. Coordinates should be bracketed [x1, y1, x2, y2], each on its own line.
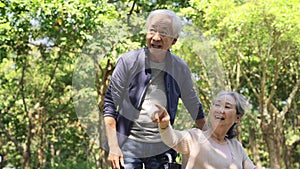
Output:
[153, 91, 256, 169]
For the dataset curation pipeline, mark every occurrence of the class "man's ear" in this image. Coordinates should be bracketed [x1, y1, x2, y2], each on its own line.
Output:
[172, 38, 177, 45]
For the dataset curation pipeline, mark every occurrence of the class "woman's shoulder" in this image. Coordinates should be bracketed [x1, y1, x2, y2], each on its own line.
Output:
[227, 137, 243, 145]
[227, 137, 246, 152]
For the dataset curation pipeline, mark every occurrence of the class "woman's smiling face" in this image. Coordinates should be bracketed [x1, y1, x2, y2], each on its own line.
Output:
[210, 94, 242, 129]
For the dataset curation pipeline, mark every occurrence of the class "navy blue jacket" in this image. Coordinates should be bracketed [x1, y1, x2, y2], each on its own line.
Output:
[103, 47, 205, 147]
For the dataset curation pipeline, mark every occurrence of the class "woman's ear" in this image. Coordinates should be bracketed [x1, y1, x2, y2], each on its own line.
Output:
[236, 114, 243, 123]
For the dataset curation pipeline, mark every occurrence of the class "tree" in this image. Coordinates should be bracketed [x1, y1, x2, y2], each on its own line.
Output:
[183, 0, 300, 168]
[0, 0, 117, 168]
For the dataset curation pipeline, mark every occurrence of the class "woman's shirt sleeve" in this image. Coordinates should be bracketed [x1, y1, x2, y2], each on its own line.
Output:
[159, 125, 192, 154]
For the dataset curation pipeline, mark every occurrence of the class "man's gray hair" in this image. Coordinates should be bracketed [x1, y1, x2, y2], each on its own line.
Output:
[146, 9, 183, 38]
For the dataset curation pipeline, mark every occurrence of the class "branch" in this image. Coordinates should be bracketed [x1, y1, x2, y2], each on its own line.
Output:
[0, 114, 23, 154]
[127, 0, 137, 25]
[266, 36, 279, 106]
[279, 78, 300, 120]
[243, 72, 260, 99]
[20, 58, 28, 113]
[43, 96, 73, 127]
[239, 52, 260, 98]
[93, 54, 101, 97]
[41, 53, 63, 102]
[245, 110, 260, 124]
[269, 103, 279, 123]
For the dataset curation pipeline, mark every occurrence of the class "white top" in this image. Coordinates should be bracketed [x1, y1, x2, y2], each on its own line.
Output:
[160, 126, 256, 169]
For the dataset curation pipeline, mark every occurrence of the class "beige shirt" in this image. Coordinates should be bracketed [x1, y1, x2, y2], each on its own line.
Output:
[160, 126, 256, 169]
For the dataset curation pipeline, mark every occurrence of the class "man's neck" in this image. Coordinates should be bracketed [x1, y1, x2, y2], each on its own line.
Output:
[148, 48, 168, 63]
[150, 55, 165, 63]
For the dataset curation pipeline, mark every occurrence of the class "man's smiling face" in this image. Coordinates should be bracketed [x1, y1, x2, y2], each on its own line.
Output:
[146, 15, 177, 57]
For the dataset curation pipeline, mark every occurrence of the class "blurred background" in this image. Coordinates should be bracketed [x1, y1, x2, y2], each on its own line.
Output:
[0, 0, 299, 168]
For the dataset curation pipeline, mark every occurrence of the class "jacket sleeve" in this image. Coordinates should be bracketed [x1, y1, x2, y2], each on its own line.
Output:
[180, 65, 205, 120]
[103, 57, 128, 119]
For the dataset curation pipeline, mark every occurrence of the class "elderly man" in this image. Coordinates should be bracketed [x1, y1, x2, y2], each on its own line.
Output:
[103, 9, 206, 169]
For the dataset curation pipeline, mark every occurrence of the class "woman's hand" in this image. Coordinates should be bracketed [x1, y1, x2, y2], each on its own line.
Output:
[152, 104, 170, 129]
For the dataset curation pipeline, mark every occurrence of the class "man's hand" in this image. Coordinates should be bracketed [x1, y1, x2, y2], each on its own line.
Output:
[152, 104, 170, 129]
[104, 116, 124, 169]
[108, 146, 124, 169]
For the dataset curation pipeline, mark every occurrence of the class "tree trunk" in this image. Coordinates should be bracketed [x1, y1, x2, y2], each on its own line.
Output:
[23, 141, 31, 169]
[95, 57, 114, 169]
[249, 127, 262, 169]
[262, 123, 281, 169]
[283, 137, 290, 169]
[23, 113, 33, 169]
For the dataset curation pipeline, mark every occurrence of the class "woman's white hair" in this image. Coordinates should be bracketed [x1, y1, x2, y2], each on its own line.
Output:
[146, 9, 183, 38]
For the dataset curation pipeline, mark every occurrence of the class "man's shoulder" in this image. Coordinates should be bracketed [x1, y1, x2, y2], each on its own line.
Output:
[168, 53, 190, 76]
[120, 47, 145, 60]
[169, 53, 189, 67]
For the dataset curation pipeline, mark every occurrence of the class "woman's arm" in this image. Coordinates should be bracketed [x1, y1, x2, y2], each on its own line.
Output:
[153, 104, 191, 154]
[160, 124, 191, 154]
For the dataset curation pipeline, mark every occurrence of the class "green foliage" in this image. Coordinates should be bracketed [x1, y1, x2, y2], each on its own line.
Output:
[182, 0, 300, 168]
[1, 0, 299, 168]
[0, 0, 117, 168]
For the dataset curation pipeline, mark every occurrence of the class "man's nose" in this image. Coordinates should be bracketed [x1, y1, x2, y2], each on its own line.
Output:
[152, 32, 161, 41]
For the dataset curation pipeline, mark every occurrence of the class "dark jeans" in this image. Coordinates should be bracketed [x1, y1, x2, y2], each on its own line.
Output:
[122, 139, 177, 169]
[123, 154, 167, 169]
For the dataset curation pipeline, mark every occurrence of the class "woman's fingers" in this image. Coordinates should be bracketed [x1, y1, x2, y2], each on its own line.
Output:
[152, 104, 165, 122]
[154, 104, 165, 111]
[152, 110, 161, 123]
[153, 104, 170, 122]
